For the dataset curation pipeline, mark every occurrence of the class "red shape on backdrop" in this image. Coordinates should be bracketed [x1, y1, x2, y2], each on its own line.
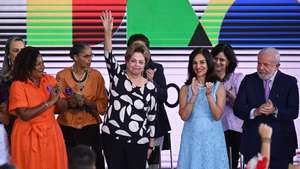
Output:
[72, 0, 126, 45]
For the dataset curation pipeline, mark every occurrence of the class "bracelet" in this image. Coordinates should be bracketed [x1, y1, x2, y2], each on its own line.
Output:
[261, 137, 271, 143]
[206, 93, 212, 97]
[187, 101, 194, 105]
[44, 102, 49, 108]
[148, 146, 154, 150]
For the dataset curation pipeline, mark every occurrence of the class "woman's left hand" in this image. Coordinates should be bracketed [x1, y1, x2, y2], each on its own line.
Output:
[147, 138, 155, 159]
[146, 68, 157, 81]
[226, 89, 236, 104]
[147, 148, 153, 160]
[74, 93, 85, 107]
[49, 85, 61, 104]
[205, 82, 214, 96]
[0, 102, 9, 124]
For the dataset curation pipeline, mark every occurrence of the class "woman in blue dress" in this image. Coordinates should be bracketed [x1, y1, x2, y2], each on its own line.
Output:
[177, 48, 229, 169]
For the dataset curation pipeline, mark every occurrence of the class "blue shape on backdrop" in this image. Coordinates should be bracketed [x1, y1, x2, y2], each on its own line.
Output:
[219, 0, 300, 48]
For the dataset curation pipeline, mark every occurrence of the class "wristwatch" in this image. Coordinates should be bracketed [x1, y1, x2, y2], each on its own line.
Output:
[273, 107, 278, 118]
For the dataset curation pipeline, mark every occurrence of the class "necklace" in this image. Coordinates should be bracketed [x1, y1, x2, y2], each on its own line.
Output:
[71, 67, 89, 92]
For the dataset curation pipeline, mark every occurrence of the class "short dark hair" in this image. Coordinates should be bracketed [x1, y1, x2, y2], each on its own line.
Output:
[70, 43, 90, 60]
[69, 145, 96, 169]
[185, 48, 219, 85]
[127, 34, 150, 48]
[125, 42, 150, 65]
[211, 43, 238, 80]
[12, 46, 40, 82]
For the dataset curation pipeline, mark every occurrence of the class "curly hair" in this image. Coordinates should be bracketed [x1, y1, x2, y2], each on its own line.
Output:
[211, 43, 238, 81]
[185, 48, 219, 85]
[12, 46, 40, 82]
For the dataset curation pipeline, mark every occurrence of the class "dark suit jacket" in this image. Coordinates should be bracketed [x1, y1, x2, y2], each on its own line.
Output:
[121, 60, 171, 138]
[234, 71, 299, 169]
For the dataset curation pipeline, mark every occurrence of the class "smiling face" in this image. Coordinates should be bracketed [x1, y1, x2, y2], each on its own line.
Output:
[126, 52, 146, 76]
[74, 47, 93, 69]
[192, 54, 208, 79]
[8, 40, 25, 63]
[30, 55, 45, 80]
[213, 51, 229, 73]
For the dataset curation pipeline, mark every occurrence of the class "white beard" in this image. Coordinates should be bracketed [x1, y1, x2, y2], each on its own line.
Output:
[258, 71, 275, 80]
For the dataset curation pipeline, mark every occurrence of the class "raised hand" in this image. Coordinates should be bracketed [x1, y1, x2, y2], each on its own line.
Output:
[258, 123, 272, 139]
[100, 10, 113, 52]
[100, 10, 113, 32]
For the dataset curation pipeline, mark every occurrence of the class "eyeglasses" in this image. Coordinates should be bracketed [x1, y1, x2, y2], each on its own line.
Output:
[129, 59, 145, 65]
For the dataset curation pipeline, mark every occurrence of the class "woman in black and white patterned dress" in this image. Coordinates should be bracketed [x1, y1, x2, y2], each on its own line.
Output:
[100, 11, 157, 169]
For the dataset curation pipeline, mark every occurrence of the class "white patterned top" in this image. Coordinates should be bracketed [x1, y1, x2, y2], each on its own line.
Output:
[102, 52, 157, 144]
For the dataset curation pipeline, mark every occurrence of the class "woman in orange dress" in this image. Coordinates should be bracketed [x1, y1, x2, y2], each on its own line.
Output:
[8, 46, 68, 169]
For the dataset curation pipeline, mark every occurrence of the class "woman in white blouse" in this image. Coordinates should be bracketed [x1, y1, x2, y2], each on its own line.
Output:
[100, 11, 157, 169]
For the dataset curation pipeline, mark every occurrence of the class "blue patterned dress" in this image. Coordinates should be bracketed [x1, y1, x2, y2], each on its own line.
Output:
[177, 81, 229, 169]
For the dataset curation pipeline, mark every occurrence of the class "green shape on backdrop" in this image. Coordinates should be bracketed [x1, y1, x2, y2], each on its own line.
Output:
[127, 0, 199, 47]
[27, 5, 72, 46]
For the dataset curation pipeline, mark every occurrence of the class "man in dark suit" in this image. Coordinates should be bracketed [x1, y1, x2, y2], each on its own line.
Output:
[121, 34, 171, 169]
[234, 47, 299, 169]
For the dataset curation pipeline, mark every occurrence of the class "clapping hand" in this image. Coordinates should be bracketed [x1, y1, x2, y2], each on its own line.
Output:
[67, 94, 78, 109]
[255, 99, 276, 117]
[49, 85, 61, 103]
[260, 99, 276, 116]
[205, 82, 214, 96]
[191, 77, 199, 96]
[74, 93, 85, 108]
[67, 93, 86, 110]
[225, 86, 236, 104]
